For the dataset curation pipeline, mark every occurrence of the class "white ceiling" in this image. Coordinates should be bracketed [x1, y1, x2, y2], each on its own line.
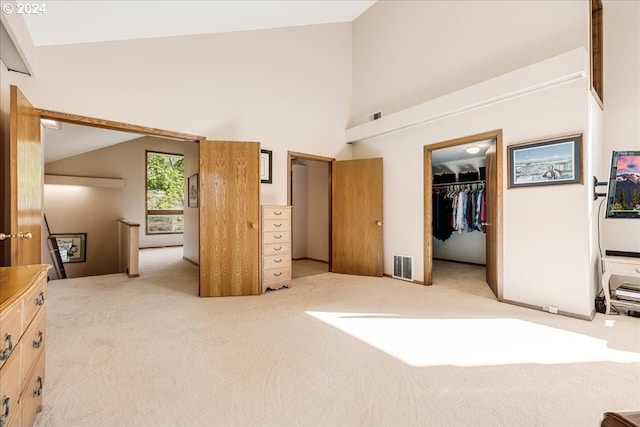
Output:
[22, 1, 376, 46]
[20, 0, 376, 163]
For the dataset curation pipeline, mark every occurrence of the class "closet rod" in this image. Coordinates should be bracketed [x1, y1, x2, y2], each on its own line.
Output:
[431, 179, 485, 188]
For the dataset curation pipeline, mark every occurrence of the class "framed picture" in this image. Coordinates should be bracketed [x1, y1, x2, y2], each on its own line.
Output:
[188, 173, 198, 208]
[508, 133, 583, 188]
[52, 233, 87, 263]
[260, 149, 273, 184]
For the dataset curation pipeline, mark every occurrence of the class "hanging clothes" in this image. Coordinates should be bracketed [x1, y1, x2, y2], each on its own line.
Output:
[432, 182, 486, 242]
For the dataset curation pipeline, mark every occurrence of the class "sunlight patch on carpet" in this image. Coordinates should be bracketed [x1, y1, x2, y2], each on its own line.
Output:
[306, 311, 640, 367]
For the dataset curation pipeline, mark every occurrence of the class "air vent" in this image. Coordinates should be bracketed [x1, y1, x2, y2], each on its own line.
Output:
[392, 254, 413, 281]
[365, 111, 383, 122]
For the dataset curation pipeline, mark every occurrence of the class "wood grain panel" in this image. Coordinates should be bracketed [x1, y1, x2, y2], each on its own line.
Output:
[423, 148, 433, 285]
[331, 158, 383, 276]
[199, 141, 260, 297]
[37, 109, 204, 142]
[10, 86, 42, 266]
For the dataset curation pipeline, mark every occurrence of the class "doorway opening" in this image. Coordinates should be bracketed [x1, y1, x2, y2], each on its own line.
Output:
[38, 108, 203, 278]
[287, 151, 333, 278]
[424, 130, 503, 299]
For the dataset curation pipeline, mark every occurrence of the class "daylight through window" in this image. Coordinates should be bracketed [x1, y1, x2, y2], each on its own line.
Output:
[146, 151, 184, 234]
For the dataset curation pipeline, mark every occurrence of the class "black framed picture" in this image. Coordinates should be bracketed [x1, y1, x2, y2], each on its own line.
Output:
[52, 233, 87, 263]
[188, 173, 198, 208]
[508, 133, 583, 188]
[260, 149, 272, 184]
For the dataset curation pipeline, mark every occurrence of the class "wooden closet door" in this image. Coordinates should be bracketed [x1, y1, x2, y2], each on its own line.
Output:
[199, 141, 260, 296]
[6, 85, 42, 266]
[331, 158, 383, 277]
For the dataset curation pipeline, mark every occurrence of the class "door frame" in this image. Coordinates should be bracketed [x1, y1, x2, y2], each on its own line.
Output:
[287, 151, 334, 271]
[423, 129, 504, 298]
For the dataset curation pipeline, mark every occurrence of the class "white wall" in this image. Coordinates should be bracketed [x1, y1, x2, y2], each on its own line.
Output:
[351, 0, 587, 127]
[292, 160, 330, 262]
[183, 142, 199, 265]
[6, 22, 354, 209]
[292, 163, 308, 259]
[350, 1, 601, 318]
[306, 160, 329, 261]
[602, 0, 640, 254]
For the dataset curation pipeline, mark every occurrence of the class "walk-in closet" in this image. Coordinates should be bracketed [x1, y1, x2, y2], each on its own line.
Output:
[430, 139, 494, 288]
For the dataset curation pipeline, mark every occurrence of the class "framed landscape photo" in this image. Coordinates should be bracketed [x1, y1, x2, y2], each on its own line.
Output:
[260, 149, 273, 184]
[188, 173, 198, 208]
[52, 233, 87, 263]
[508, 133, 583, 188]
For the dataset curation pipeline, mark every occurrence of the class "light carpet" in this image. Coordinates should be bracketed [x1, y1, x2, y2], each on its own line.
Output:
[34, 248, 640, 427]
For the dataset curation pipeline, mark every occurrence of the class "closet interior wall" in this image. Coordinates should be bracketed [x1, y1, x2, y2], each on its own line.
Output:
[432, 154, 487, 265]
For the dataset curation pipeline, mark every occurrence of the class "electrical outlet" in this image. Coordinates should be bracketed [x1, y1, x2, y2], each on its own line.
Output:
[543, 304, 558, 314]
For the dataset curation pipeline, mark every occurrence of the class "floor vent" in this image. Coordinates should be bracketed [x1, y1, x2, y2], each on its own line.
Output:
[392, 254, 413, 281]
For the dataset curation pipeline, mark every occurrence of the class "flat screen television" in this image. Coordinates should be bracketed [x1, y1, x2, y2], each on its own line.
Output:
[606, 151, 640, 218]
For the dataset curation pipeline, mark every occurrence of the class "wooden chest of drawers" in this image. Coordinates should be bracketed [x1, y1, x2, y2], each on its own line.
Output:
[0, 264, 50, 427]
[262, 205, 292, 293]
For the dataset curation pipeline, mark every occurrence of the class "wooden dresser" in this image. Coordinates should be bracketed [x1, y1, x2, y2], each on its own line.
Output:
[0, 264, 50, 427]
[262, 205, 292, 293]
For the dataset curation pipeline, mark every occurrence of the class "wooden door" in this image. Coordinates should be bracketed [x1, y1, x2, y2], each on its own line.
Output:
[484, 141, 501, 298]
[199, 141, 260, 297]
[5, 85, 42, 266]
[331, 158, 383, 276]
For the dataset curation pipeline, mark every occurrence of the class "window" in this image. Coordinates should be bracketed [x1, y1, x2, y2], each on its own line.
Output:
[590, 0, 603, 107]
[146, 151, 184, 234]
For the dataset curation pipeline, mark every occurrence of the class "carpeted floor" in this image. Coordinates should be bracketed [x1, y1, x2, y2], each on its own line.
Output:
[35, 247, 640, 427]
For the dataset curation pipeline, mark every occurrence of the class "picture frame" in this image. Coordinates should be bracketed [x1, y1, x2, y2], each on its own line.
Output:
[52, 233, 87, 263]
[260, 149, 273, 184]
[508, 133, 583, 188]
[188, 173, 198, 208]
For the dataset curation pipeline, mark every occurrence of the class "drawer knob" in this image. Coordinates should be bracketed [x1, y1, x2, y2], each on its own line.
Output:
[274, 259, 282, 263]
[274, 272, 282, 277]
[274, 247, 282, 251]
[33, 331, 43, 349]
[274, 211, 282, 216]
[0, 334, 13, 361]
[274, 235, 282, 239]
[1, 396, 9, 426]
[32, 377, 43, 397]
[274, 223, 282, 228]
[34, 291, 45, 306]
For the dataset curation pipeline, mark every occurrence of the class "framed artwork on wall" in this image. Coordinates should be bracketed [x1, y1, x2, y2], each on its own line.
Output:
[188, 173, 198, 208]
[261, 149, 273, 184]
[508, 133, 583, 188]
[52, 233, 87, 263]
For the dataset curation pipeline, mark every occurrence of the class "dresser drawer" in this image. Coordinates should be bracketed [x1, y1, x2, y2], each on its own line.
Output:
[263, 231, 291, 244]
[264, 255, 291, 269]
[263, 242, 291, 256]
[0, 344, 22, 427]
[22, 281, 46, 332]
[263, 219, 291, 232]
[263, 207, 291, 220]
[0, 303, 21, 370]
[21, 309, 45, 387]
[20, 351, 44, 427]
[263, 267, 291, 284]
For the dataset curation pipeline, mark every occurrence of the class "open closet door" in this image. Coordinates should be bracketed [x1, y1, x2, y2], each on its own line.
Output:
[484, 143, 499, 298]
[5, 85, 42, 266]
[199, 141, 260, 297]
[331, 158, 383, 277]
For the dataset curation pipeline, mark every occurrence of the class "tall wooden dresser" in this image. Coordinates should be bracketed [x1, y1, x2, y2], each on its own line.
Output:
[262, 205, 292, 293]
[0, 264, 50, 427]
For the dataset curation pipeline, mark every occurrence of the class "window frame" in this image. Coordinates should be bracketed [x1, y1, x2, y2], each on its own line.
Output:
[145, 150, 185, 235]
[590, 0, 604, 108]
